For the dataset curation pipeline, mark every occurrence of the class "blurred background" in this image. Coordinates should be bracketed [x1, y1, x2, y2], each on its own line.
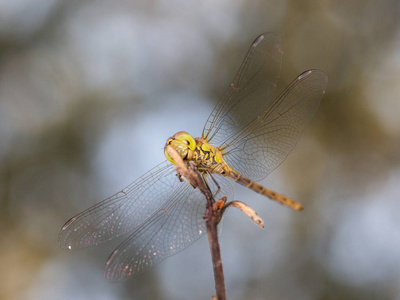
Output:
[1, 0, 400, 299]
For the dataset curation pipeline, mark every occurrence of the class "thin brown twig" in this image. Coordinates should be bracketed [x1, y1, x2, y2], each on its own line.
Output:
[166, 146, 226, 300]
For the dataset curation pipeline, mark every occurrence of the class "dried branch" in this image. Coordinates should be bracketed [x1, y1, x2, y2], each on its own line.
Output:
[166, 146, 226, 300]
[218, 201, 264, 229]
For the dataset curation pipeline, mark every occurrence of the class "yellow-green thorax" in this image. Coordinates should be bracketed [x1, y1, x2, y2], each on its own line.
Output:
[164, 131, 228, 175]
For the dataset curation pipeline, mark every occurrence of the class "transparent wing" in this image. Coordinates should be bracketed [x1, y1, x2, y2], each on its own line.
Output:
[59, 161, 179, 249]
[222, 70, 328, 181]
[104, 174, 234, 281]
[202, 32, 282, 145]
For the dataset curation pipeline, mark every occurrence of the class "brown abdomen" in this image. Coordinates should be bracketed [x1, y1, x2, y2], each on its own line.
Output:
[225, 170, 303, 211]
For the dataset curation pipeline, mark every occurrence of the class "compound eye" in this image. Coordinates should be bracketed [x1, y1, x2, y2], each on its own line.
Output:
[176, 133, 196, 151]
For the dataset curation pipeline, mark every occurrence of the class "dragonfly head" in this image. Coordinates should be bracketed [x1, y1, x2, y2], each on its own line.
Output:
[164, 131, 196, 164]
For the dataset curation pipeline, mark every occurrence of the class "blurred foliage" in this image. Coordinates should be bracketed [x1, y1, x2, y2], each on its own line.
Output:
[1, 0, 400, 299]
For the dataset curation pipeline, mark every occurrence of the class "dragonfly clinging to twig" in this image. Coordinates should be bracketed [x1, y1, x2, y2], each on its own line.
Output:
[58, 32, 327, 281]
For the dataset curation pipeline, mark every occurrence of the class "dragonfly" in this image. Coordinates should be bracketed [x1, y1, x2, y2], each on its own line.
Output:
[58, 32, 327, 281]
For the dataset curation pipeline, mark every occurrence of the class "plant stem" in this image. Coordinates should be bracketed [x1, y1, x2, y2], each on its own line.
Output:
[206, 209, 226, 300]
[166, 146, 227, 300]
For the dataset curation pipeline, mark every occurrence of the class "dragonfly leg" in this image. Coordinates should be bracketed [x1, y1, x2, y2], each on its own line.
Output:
[176, 171, 184, 182]
[175, 169, 197, 189]
[200, 172, 214, 201]
[201, 170, 221, 199]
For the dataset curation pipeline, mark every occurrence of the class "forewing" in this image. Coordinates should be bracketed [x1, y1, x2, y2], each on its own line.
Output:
[222, 70, 328, 181]
[104, 174, 234, 281]
[58, 161, 179, 249]
[202, 32, 282, 145]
